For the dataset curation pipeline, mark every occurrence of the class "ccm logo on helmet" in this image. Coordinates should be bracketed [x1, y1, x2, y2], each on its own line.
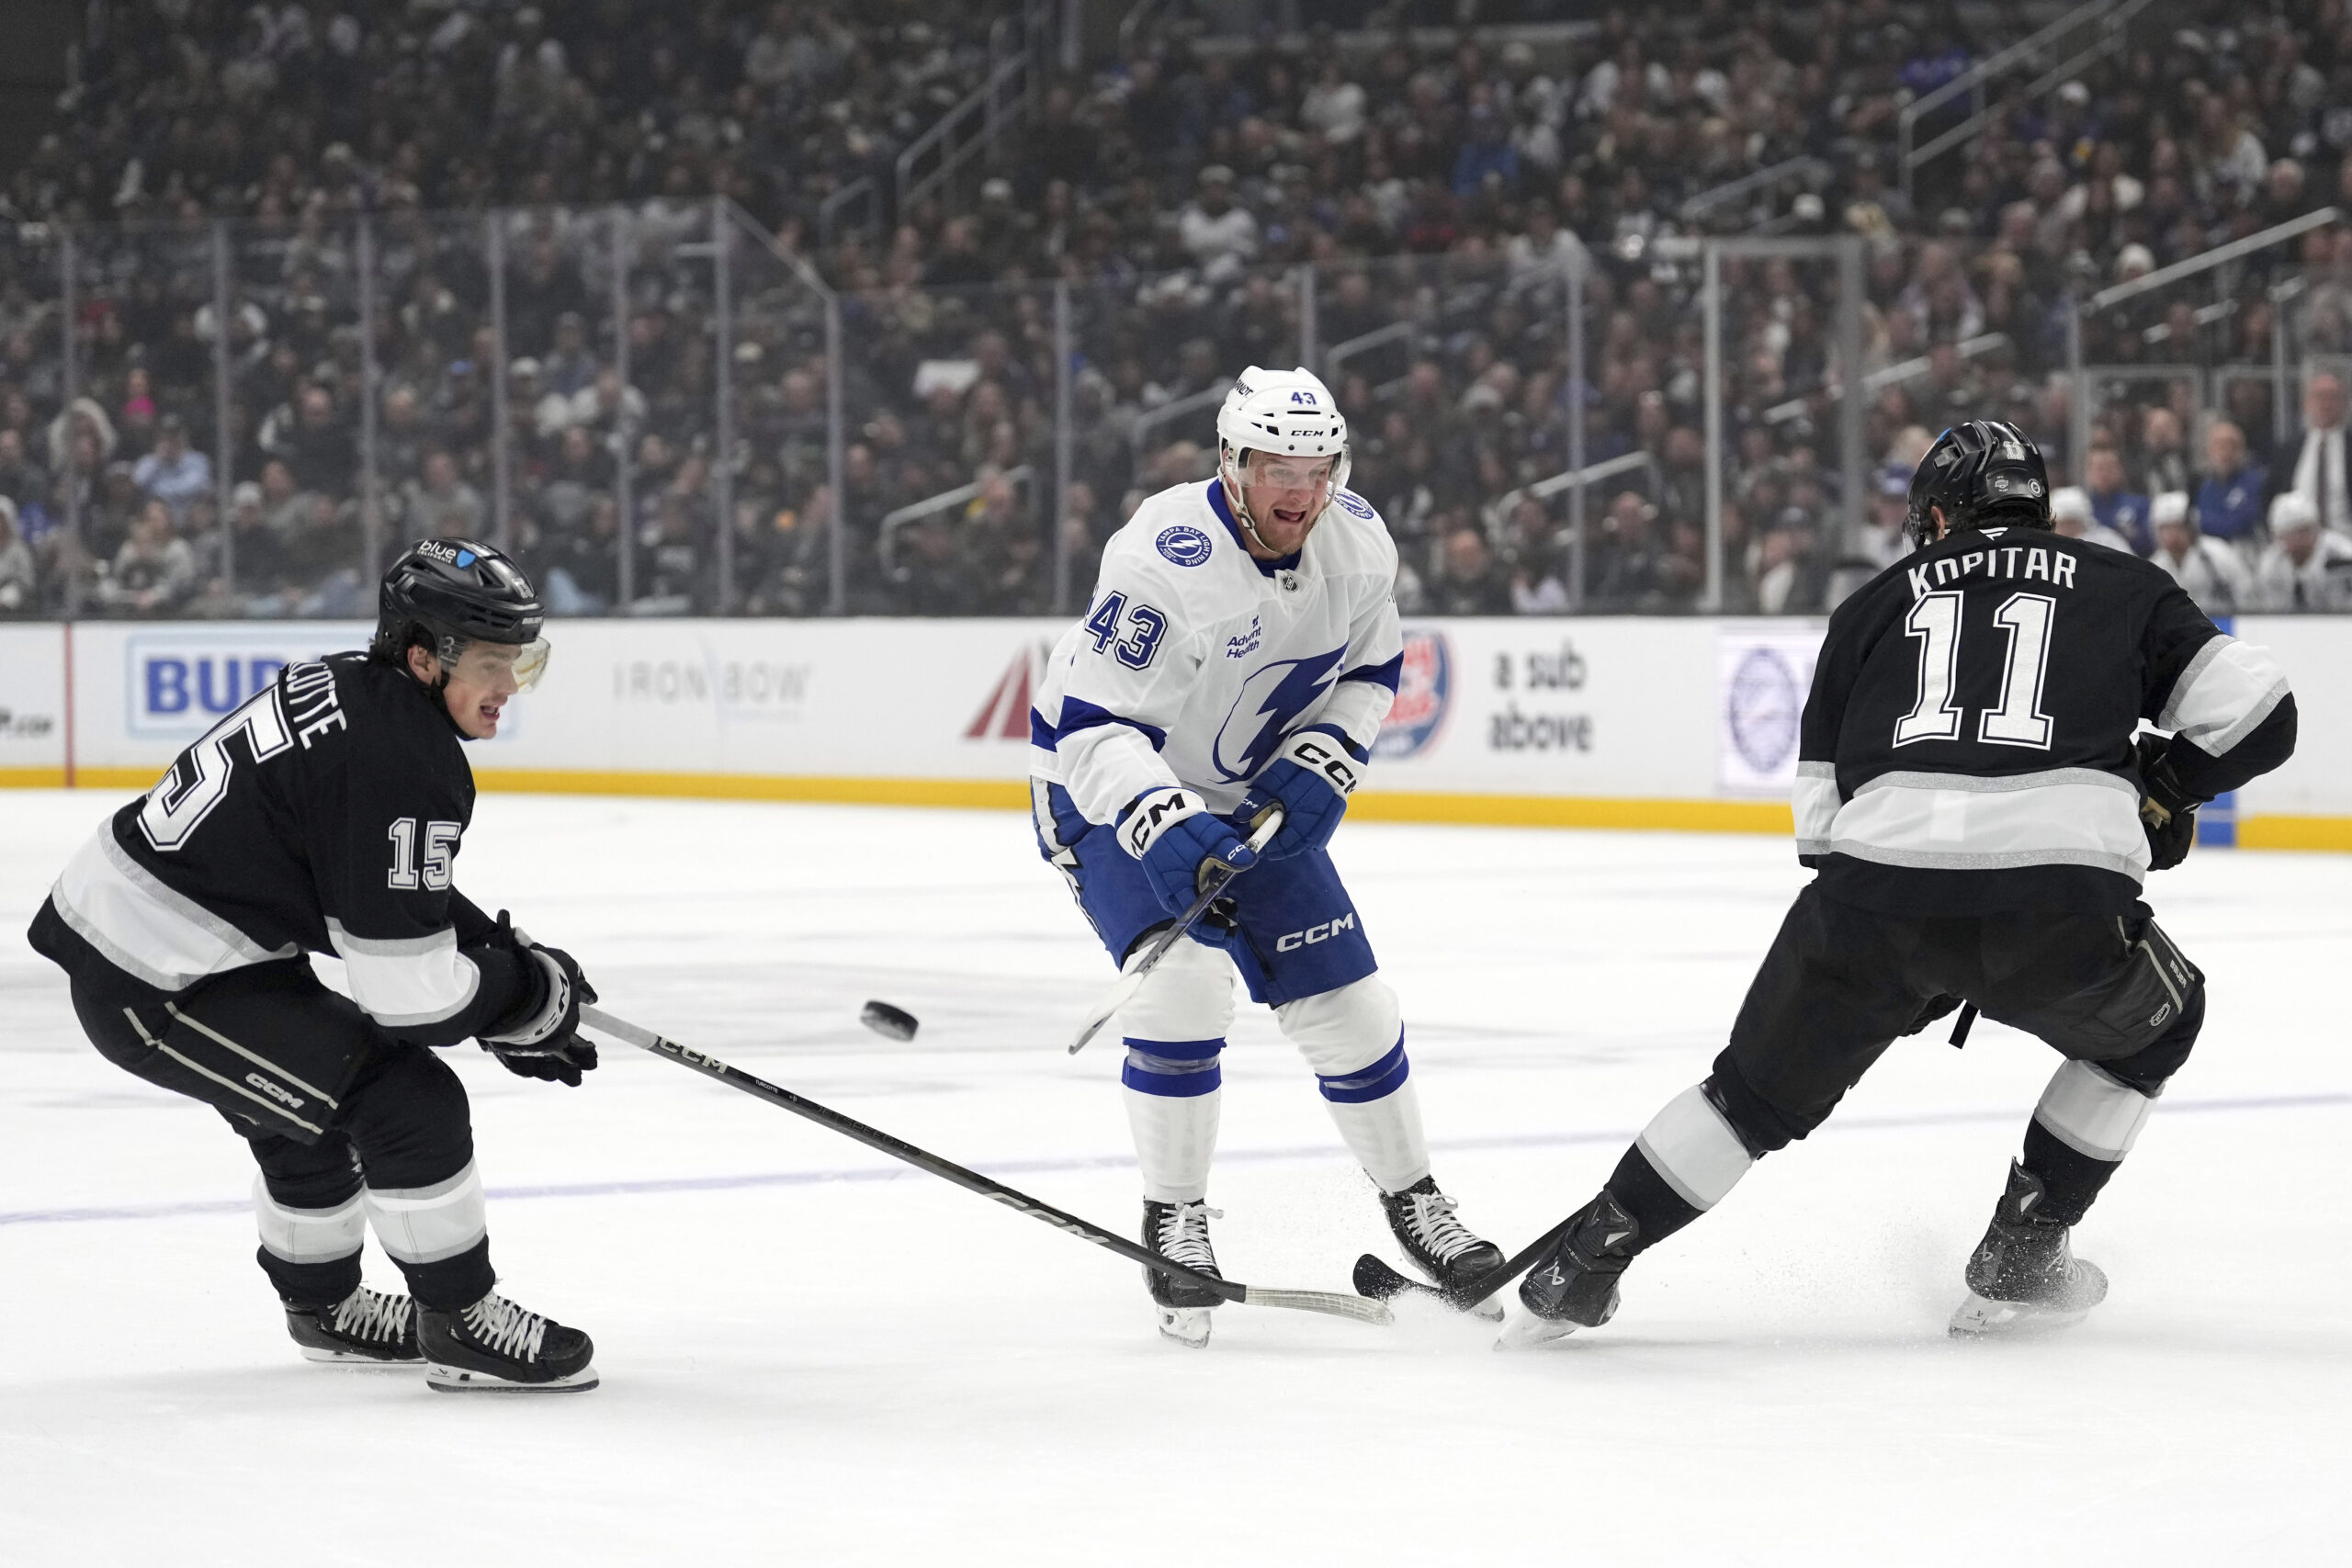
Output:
[1275, 913, 1357, 952]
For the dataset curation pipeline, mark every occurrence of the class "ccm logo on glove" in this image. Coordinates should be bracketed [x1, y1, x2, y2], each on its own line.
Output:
[1286, 733, 1359, 795]
[1120, 786, 1202, 858]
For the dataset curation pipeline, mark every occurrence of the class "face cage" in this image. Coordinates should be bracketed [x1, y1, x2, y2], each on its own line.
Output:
[1219, 442, 1350, 548]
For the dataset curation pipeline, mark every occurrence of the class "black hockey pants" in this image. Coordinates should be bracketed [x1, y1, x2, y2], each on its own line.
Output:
[1699, 884, 2203, 1224]
[68, 957, 492, 1310]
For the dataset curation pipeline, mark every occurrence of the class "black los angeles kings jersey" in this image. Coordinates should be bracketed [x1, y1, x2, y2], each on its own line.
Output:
[30, 651, 535, 1045]
[1794, 526, 2298, 916]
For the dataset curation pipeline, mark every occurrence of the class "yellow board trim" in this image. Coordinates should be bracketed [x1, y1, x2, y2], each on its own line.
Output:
[8, 765, 2348, 851]
[2235, 815, 2352, 852]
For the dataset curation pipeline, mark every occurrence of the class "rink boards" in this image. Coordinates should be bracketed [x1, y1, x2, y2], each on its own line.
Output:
[2, 615, 2346, 849]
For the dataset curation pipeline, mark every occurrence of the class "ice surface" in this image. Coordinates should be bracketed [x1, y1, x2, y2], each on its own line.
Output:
[2, 790, 2346, 1564]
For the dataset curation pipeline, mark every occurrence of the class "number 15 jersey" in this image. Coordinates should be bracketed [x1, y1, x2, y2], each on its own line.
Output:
[30, 651, 535, 1045]
[1796, 526, 2297, 916]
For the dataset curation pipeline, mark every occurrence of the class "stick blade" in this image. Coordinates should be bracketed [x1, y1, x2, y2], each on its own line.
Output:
[1240, 1286, 1396, 1326]
[1353, 1253, 1442, 1304]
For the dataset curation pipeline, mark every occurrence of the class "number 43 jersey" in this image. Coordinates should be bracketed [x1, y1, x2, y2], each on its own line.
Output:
[30, 651, 533, 1044]
[1029, 479, 1404, 826]
[1797, 525, 2297, 916]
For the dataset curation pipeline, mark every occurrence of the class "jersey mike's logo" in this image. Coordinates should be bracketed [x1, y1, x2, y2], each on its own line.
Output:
[1373, 629, 1450, 761]
[1211, 648, 1343, 782]
[1156, 525, 1214, 568]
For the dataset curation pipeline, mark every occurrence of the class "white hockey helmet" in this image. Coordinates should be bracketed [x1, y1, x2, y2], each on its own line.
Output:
[1216, 365, 1351, 549]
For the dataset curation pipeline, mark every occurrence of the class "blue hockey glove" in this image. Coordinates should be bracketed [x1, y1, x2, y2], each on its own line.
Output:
[1119, 785, 1257, 918]
[1237, 725, 1363, 860]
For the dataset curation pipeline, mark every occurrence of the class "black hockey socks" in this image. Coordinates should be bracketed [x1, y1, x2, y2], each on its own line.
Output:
[1604, 1143, 1706, 1255]
[2017, 1120, 2120, 1227]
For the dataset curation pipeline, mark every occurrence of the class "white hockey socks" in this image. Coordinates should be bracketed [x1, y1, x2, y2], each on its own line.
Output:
[1323, 1073, 1431, 1196]
[1123, 1041, 1222, 1204]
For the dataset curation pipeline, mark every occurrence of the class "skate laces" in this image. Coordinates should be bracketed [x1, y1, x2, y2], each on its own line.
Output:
[1155, 1202, 1222, 1269]
[332, 1286, 413, 1345]
[460, 1293, 550, 1360]
[1401, 1190, 1483, 1264]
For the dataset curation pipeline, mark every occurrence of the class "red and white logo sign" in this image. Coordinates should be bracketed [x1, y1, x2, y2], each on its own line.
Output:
[967, 640, 1051, 740]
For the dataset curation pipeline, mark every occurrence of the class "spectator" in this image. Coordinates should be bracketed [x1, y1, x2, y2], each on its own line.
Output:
[1176, 167, 1260, 284]
[0, 496, 35, 612]
[2051, 485, 2134, 552]
[131, 415, 214, 524]
[2195, 419, 2267, 547]
[2253, 491, 2352, 610]
[2082, 447, 2152, 554]
[0, 428, 50, 518]
[2270, 371, 2351, 536]
[402, 451, 487, 537]
[2138, 408, 2192, 498]
[97, 500, 197, 615]
[1428, 525, 1512, 615]
[2148, 491, 2252, 617]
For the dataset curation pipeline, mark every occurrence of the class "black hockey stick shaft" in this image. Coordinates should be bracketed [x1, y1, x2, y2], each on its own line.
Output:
[1356, 1213, 1581, 1312]
[583, 1007, 1387, 1325]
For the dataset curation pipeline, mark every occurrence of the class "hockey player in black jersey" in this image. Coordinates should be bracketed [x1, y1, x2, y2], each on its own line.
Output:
[28, 539, 601, 1391]
[1504, 422, 2298, 1345]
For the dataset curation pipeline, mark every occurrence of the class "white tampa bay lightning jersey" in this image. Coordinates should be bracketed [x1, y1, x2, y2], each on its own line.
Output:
[1031, 479, 1404, 825]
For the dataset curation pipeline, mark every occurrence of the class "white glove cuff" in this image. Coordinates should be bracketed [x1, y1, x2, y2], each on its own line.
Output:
[1118, 786, 1205, 860]
[1276, 728, 1362, 797]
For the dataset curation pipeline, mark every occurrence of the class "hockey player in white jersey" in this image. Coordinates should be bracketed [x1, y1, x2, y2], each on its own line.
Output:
[1030, 367, 1502, 1346]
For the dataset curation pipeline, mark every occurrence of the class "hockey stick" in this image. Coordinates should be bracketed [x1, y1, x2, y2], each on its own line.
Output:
[1351, 1214, 1582, 1314]
[1065, 805, 1284, 1056]
[582, 1004, 1390, 1328]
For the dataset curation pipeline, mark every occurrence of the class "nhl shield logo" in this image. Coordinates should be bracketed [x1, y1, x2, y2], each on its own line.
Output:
[1373, 629, 1451, 761]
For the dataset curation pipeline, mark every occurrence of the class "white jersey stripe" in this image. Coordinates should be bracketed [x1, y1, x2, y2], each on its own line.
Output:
[1828, 767, 2148, 880]
[50, 828, 299, 993]
[2156, 635, 2290, 757]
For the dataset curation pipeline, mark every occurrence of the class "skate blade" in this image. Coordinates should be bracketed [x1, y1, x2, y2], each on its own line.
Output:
[1155, 1307, 1214, 1348]
[1494, 1310, 1581, 1351]
[300, 1346, 423, 1366]
[1946, 1292, 2092, 1338]
[424, 1360, 601, 1392]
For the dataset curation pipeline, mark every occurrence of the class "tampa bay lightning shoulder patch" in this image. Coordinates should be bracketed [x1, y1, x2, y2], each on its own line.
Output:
[1156, 524, 1214, 567]
[1335, 489, 1374, 519]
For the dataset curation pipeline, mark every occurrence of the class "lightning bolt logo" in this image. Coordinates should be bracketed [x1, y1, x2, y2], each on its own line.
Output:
[1210, 648, 1345, 781]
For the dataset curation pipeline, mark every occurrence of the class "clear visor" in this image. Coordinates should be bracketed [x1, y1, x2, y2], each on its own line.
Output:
[450, 637, 550, 693]
[1240, 456, 1338, 493]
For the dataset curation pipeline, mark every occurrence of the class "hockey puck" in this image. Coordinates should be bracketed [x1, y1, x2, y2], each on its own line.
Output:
[859, 999, 920, 1042]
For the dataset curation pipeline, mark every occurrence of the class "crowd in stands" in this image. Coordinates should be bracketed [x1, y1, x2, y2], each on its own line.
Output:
[4, 1, 2352, 616]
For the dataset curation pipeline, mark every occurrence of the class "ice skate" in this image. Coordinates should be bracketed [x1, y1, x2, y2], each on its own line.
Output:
[1144, 1199, 1223, 1348]
[1498, 1192, 1639, 1349]
[1380, 1176, 1507, 1320]
[284, 1285, 422, 1365]
[419, 1291, 597, 1391]
[1949, 1163, 2109, 1337]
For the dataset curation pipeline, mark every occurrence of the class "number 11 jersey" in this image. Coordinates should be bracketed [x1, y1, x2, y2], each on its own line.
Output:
[31, 651, 529, 1043]
[1795, 526, 2296, 916]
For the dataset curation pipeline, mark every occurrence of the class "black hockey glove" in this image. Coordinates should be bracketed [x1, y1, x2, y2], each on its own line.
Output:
[2133, 735, 2199, 872]
[478, 912, 600, 1088]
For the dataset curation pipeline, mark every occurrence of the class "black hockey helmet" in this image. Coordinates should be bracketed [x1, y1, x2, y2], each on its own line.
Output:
[371, 537, 548, 687]
[1905, 420, 2052, 548]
